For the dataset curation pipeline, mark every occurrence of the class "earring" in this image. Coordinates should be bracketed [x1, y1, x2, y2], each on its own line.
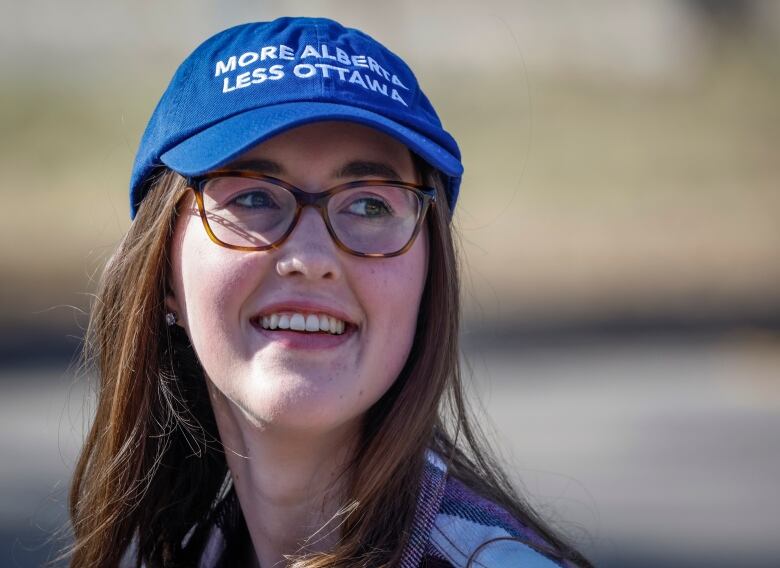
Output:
[165, 312, 178, 326]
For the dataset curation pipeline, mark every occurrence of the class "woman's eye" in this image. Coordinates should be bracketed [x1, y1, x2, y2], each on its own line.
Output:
[345, 197, 392, 217]
[229, 190, 280, 209]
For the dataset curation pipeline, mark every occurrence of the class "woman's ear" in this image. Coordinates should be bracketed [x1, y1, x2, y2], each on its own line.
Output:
[164, 293, 179, 314]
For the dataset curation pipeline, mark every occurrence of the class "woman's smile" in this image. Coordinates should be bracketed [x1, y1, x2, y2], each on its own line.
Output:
[248, 299, 359, 350]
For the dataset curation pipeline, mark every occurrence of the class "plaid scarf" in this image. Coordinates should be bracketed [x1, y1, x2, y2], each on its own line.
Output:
[184, 452, 564, 567]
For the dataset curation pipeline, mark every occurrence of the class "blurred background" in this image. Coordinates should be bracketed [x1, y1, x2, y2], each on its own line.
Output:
[1, 0, 779, 566]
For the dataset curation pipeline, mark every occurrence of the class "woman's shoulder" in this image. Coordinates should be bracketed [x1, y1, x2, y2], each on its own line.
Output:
[407, 451, 566, 568]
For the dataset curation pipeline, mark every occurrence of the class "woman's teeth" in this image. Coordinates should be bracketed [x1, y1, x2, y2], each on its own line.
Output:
[259, 313, 346, 335]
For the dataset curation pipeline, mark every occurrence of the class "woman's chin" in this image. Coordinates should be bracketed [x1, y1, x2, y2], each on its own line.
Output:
[228, 386, 363, 435]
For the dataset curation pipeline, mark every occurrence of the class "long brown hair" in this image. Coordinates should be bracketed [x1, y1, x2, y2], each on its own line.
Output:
[68, 164, 592, 567]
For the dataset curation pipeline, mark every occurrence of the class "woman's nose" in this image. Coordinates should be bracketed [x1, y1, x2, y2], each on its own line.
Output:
[275, 207, 342, 281]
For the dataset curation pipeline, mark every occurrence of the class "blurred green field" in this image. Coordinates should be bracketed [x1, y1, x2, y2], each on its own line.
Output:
[2, 43, 779, 329]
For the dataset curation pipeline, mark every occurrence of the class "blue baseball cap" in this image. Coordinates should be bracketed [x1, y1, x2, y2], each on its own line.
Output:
[129, 17, 463, 219]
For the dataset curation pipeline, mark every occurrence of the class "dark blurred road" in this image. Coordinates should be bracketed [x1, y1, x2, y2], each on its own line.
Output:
[2, 336, 779, 567]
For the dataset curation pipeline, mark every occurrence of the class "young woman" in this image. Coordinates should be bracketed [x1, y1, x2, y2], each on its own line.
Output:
[68, 17, 592, 568]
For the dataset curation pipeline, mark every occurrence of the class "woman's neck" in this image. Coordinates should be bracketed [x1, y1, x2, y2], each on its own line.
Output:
[212, 394, 360, 567]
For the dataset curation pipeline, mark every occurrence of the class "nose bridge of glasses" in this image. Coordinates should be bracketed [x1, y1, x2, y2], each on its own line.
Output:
[288, 187, 341, 240]
[290, 184, 333, 210]
[286, 182, 325, 219]
[289, 200, 335, 244]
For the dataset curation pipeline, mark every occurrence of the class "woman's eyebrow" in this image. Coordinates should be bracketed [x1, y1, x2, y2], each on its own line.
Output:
[333, 160, 401, 180]
[227, 158, 285, 175]
[223, 158, 400, 180]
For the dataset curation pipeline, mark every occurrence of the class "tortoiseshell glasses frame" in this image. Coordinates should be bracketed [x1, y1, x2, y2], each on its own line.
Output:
[179, 170, 436, 258]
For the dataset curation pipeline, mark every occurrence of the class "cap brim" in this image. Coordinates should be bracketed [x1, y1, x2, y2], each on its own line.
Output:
[160, 101, 463, 182]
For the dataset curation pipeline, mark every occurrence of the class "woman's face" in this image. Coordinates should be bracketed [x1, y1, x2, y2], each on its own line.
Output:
[166, 122, 429, 435]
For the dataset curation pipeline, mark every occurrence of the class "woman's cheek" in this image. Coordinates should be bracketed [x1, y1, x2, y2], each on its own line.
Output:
[359, 254, 426, 396]
[179, 237, 256, 356]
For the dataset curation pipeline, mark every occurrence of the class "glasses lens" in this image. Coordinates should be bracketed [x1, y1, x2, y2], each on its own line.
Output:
[328, 185, 422, 254]
[201, 176, 296, 248]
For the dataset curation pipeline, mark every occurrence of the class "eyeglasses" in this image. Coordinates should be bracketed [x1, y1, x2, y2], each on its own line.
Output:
[182, 171, 436, 258]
